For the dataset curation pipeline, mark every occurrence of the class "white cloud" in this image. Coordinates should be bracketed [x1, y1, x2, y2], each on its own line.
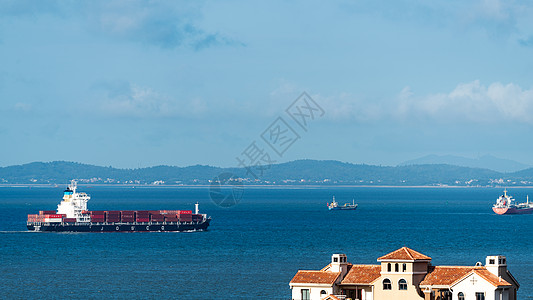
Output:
[303, 80, 533, 125]
[401, 80, 533, 123]
[95, 83, 208, 118]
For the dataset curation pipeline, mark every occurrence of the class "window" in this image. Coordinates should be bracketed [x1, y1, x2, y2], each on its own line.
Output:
[476, 292, 485, 300]
[398, 279, 407, 290]
[402, 263, 407, 272]
[383, 279, 392, 290]
[301, 289, 310, 300]
[334, 257, 338, 262]
[387, 263, 391, 272]
[320, 290, 327, 296]
[395, 263, 399, 272]
[458, 292, 464, 300]
[489, 259, 495, 264]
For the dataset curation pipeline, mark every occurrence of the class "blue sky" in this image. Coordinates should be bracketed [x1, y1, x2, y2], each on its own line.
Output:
[1, 0, 533, 168]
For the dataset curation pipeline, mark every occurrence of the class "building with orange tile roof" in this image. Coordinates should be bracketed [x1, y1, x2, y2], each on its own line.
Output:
[289, 248, 519, 300]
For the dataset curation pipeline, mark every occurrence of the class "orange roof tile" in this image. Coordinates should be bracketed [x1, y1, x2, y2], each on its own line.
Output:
[290, 270, 341, 285]
[420, 266, 512, 287]
[341, 265, 381, 285]
[471, 268, 512, 287]
[378, 247, 431, 261]
[323, 296, 341, 300]
[420, 266, 474, 286]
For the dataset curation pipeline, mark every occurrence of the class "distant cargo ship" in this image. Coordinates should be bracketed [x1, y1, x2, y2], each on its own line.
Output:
[27, 180, 211, 232]
[492, 189, 533, 215]
[327, 196, 358, 211]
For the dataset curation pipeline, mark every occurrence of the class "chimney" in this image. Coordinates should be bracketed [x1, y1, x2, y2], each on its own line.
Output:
[331, 254, 349, 278]
[485, 255, 507, 277]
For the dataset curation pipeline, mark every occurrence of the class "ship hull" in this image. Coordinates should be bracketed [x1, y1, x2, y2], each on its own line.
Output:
[492, 207, 533, 215]
[329, 206, 358, 211]
[27, 219, 210, 232]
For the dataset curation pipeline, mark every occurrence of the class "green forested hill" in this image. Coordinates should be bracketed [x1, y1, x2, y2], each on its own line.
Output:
[0, 160, 530, 186]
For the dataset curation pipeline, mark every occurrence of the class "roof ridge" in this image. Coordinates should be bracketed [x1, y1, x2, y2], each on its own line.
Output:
[378, 246, 431, 261]
[473, 269, 511, 286]
[403, 247, 414, 260]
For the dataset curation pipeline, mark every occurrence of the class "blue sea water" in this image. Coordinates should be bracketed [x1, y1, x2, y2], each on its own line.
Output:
[0, 186, 532, 299]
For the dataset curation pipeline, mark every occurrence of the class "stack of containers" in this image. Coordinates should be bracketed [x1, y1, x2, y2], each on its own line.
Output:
[44, 214, 66, 223]
[27, 214, 42, 223]
[164, 214, 179, 222]
[90, 211, 106, 223]
[121, 211, 135, 222]
[150, 213, 165, 222]
[160, 210, 180, 214]
[136, 211, 150, 223]
[106, 211, 121, 223]
[39, 210, 56, 215]
[192, 214, 203, 222]
[177, 210, 192, 222]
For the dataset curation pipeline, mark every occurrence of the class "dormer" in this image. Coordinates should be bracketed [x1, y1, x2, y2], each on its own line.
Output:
[330, 254, 349, 278]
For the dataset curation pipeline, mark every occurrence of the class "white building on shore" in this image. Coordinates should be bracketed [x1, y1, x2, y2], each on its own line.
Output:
[289, 247, 519, 300]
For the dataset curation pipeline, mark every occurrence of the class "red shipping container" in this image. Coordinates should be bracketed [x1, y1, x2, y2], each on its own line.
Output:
[44, 214, 66, 218]
[136, 218, 149, 222]
[179, 215, 192, 222]
[178, 210, 192, 214]
[39, 210, 56, 215]
[160, 210, 180, 214]
[91, 211, 105, 215]
[63, 218, 76, 223]
[165, 214, 178, 220]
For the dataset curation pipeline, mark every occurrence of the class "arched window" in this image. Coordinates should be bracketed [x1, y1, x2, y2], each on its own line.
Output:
[398, 279, 407, 290]
[458, 292, 465, 300]
[387, 263, 391, 272]
[383, 278, 392, 290]
[320, 290, 327, 296]
[395, 263, 399, 272]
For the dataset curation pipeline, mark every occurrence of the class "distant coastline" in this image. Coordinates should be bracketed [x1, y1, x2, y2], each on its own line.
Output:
[2, 183, 532, 189]
[2, 160, 533, 187]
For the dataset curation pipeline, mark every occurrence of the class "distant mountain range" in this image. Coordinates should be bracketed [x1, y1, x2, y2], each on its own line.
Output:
[400, 154, 530, 173]
[2, 160, 533, 186]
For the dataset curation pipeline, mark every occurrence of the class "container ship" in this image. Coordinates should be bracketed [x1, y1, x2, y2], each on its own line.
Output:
[27, 180, 211, 232]
[492, 189, 533, 215]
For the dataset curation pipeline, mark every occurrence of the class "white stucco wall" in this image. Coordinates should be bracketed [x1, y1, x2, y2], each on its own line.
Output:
[452, 273, 497, 300]
[291, 285, 333, 300]
[365, 289, 373, 300]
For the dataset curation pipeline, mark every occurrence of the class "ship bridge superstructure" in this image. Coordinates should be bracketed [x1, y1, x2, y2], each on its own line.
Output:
[494, 189, 515, 208]
[57, 180, 91, 222]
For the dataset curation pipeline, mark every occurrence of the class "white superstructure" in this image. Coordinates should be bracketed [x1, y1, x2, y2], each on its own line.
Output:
[56, 180, 91, 222]
[494, 189, 516, 208]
